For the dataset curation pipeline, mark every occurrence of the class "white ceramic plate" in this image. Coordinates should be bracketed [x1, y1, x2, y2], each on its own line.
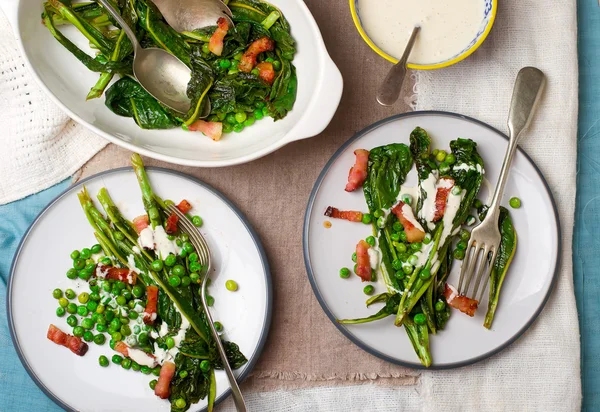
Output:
[303, 112, 560, 369]
[8, 168, 271, 411]
[0, 0, 342, 167]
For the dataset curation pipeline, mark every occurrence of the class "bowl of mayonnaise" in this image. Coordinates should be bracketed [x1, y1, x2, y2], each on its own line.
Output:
[350, 0, 496, 69]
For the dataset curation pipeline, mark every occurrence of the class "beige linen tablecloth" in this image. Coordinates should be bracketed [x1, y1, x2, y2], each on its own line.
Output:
[76, 0, 418, 391]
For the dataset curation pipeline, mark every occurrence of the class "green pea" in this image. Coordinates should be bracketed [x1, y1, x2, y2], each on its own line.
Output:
[435, 301, 446, 312]
[473, 198, 484, 209]
[251, 68, 260, 76]
[414, 313, 426, 325]
[399, 231, 407, 242]
[77, 305, 89, 317]
[51, 288, 62, 299]
[188, 253, 199, 264]
[255, 101, 266, 109]
[151, 260, 164, 271]
[96, 324, 107, 333]
[403, 264, 414, 275]
[456, 240, 468, 250]
[99, 355, 109, 367]
[73, 326, 84, 337]
[57, 297, 68, 308]
[66, 268, 78, 279]
[175, 239, 183, 247]
[138, 332, 149, 345]
[192, 216, 203, 227]
[86, 301, 98, 313]
[166, 336, 175, 349]
[109, 318, 121, 332]
[78, 269, 91, 281]
[459, 229, 470, 241]
[509, 197, 521, 208]
[206, 295, 215, 307]
[366, 236, 376, 247]
[90, 244, 102, 254]
[352, 253, 357, 262]
[181, 241, 193, 254]
[363, 285, 375, 295]
[171, 265, 185, 277]
[111, 332, 123, 342]
[219, 58, 231, 69]
[373, 209, 383, 218]
[115, 296, 125, 306]
[395, 270, 405, 280]
[272, 60, 281, 71]
[375, 216, 384, 229]
[235, 112, 247, 124]
[339, 267, 350, 279]
[149, 379, 158, 390]
[392, 222, 403, 232]
[253, 109, 264, 120]
[419, 268, 431, 280]
[66, 303, 77, 314]
[190, 273, 200, 283]
[439, 162, 450, 174]
[132, 362, 141, 372]
[112, 354, 123, 365]
[423, 234, 432, 245]
[353, 264, 358, 274]
[120, 317, 130, 325]
[132, 285, 144, 298]
[141, 366, 151, 375]
[179, 370, 189, 379]
[233, 123, 245, 133]
[164, 254, 177, 267]
[89, 292, 101, 302]
[200, 360, 211, 372]
[410, 242, 422, 251]
[152, 366, 161, 376]
[435, 150, 447, 162]
[82, 318, 95, 330]
[453, 249, 466, 260]
[83, 331, 94, 342]
[174, 398, 186, 409]
[80, 248, 91, 259]
[223, 279, 237, 291]
[56, 307, 66, 317]
[168, 275, 181, 287]
[392, 259, 402, 270]
[121, 325, 132, 336]
[214, 321, 223, 332]
[244, 116, 255, 127]
[100, 257, 112, 266]
[225, 113, 237, 125]
[105, 310, 115, 322]
[73, 258, 86, 270]
[102, 282, 111, 293]
[189, 261, 202, 273]
[445, 153, 456, 165]
[70, 250, 80, 260]
[465, 215, 476, 226]
[121, 290, 132, 301]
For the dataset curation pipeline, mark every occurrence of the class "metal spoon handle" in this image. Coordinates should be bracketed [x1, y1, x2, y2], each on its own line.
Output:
[201, 273, 247, 412]
[376, 26, 420, 106]
[488, 67, 545, 217]
[96, 0, 140, 51]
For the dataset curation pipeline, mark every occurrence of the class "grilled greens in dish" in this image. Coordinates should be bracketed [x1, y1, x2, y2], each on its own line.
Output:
[333, 127, 517, 367]
[47, 154, 245, 411]
[42, 0, 297, 140]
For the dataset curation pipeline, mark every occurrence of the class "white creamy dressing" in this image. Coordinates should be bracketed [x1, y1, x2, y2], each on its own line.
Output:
[126, 254, 145, 275]
[441, 189, 465, 243]
[398, 185, 420, 209]
[418, 172, 438, 230]
[91, 252, 104, 263]
[151, 305, 191, 365]
[137, 225, 182, 258]
[128, 348, 157, 367]
[132, 245, 141, 254]
[400, 203, 425, 233]
[357, 0, 484, 64]
[367, 247, 380, 270]
[95, 265, 109, 279]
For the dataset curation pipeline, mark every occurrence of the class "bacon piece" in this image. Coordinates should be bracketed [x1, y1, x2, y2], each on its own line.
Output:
[133, 215, 149, 234]
[47, 324, 88, 356]
[255, 62, 275, 84]
[345, 149, 369, 192]
[165, 212, 179, 235]
[114, 341, 130, 357]
[433, 178, 455, 222]
[324, 206, 363, 223]
[102, 265, 137, 285]
[155, 361, 176, 399]
[444, 283, 478, 317]
[208, 17, 229, 56]
[355, 240, 372, 282]
[391, 202, 426, 243]
[188, 120, 223, 141]
[238, 37, 275, 72]
[176, 199, 192, 214]
[143, 285, 159, 325]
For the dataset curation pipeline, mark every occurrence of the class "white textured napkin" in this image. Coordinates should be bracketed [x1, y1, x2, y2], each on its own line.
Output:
[413, 1, 581, 411]
[0, 11, 107, 205]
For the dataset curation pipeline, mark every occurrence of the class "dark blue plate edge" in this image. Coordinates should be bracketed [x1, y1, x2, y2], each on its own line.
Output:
[6, 166, 273, 411]
[302, 111, 562, 370]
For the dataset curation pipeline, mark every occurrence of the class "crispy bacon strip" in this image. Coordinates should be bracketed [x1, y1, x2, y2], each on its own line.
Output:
[238, 37, 275, 72]
[433, 178, 455, 222]
[47, 324, 89, 356]
[188, 120, 223, 141]
[324, 206, 363, 223]
[444, 283, 478, 317]
[345, 149, 369, 192]
[155, 361, 176, 399]
[391, 202, 426, 243]
[114, 341, 130, 357]
[98, 264, 137, 285]
[177, 199, 192, 214]
[143, 285, 159, 325]
[165, 212, 179, 235]
[355, 240, 372, 282]
[133, 215, 149, 234]
[208, 17, 229, 56]
[255, 62, 275, 84]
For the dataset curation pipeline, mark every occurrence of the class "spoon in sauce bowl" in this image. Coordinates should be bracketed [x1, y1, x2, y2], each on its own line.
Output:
[376, 25, 421, 106]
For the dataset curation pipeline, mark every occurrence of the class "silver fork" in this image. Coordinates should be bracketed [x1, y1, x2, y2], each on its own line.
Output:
[166, 204, 247, 412]
[457, 67, 546, 301]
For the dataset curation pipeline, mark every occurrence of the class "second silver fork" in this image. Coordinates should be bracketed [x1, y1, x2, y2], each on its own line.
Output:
[458, 67, 546, 301]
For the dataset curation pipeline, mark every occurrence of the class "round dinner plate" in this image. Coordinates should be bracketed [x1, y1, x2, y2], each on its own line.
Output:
[8, 168, 271, 411]
[303, 112, 560, 369]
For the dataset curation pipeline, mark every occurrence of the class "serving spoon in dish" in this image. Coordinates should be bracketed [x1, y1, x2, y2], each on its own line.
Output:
[152, 0, 234, 33]
[97, 0, 211, 116]
[376, 25, 420, 106]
